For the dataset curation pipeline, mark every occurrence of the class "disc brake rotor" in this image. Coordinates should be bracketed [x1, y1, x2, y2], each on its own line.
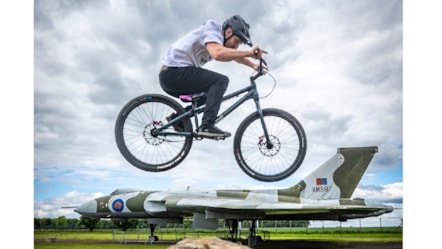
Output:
[257, 135, 281, 156]
[143, 121, 165, 146]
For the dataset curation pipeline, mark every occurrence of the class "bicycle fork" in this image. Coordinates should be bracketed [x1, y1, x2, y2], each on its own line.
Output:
[253, 98, 274, 150]
[212, 86, 274, 148]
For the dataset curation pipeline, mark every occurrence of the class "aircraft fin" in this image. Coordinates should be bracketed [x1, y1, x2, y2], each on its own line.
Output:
[279, 146, 378, 200]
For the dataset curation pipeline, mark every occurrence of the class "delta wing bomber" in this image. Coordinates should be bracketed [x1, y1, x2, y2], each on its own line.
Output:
[75, 146, 393, 244]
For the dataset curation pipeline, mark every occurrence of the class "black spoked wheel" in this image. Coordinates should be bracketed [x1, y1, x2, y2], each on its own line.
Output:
[115, 94, 193, 172]
[233, 108, 307, 182]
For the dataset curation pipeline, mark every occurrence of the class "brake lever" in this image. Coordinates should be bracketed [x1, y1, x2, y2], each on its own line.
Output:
[253, 49, 268, 76]
[262, 59, 268, 66]
[262, 59, 268, 72]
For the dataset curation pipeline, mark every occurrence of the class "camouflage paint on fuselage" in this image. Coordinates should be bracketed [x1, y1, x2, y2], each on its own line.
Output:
[75, 146, 392, 226]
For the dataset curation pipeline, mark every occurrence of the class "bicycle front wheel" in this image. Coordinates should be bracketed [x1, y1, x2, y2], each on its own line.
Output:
[233, 108, 307, 182]
[115, 94, 193, 172]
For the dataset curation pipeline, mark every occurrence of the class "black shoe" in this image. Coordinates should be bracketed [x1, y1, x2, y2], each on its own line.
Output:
[197, 126, 231, 138]
[166, 113, 184, 132]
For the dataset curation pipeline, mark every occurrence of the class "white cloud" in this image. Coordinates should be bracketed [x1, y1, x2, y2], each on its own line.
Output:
[354, 182, 403, 203]
[34, 191, 104, 219]
[33, 0, 402, 219]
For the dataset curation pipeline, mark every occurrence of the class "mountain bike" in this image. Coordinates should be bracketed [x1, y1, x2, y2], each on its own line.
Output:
[115, 58, 307, 182]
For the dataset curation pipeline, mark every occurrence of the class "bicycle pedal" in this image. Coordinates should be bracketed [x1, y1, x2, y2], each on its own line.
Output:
[194, 133, 226, 141]
[207, 135, 226, 141]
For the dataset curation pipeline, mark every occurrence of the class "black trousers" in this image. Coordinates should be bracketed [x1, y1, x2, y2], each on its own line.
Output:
[159, 67, 229, 128]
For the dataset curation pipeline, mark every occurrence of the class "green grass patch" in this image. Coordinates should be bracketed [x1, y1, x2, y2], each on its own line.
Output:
[35, 245, 169, 249]
[34, 227, 402, 248]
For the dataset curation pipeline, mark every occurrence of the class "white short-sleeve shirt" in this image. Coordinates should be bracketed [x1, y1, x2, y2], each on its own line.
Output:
[162, 20, 223, 67]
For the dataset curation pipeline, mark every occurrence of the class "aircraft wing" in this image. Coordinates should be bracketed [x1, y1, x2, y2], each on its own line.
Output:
[167, 197, 392, 220]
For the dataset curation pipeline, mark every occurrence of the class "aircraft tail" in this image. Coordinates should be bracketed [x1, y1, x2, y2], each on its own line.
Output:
[280, 146, 378, 200]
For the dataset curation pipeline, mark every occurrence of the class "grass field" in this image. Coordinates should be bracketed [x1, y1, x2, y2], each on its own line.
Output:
[34, 227, 402, 248]
[35, 245, 169, 249]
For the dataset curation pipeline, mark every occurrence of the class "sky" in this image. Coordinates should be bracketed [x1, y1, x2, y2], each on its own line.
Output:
[30, 0, 406, 227]
[3, 0, 442, 247]
[14, 0, 442, 236]
[31, 0, 405, 218]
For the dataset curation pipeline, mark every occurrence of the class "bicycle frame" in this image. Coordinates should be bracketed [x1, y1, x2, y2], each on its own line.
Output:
[116, 55, 306, 181]
[155, 60, 272, 146]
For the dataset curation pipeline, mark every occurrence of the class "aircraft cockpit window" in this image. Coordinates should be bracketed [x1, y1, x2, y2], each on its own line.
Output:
[110, 188, 139, 195]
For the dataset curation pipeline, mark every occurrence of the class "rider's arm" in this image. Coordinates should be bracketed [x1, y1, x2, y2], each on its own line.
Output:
[235, 57, 258, 70]
[206, 42, 267, 71]
[206, 42, 254, 62]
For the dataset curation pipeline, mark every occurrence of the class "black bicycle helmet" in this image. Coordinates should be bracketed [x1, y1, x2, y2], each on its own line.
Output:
[222, 15, 252, 47]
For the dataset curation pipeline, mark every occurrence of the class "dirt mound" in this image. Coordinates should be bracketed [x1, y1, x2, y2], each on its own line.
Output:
[167, 237, 251, 249]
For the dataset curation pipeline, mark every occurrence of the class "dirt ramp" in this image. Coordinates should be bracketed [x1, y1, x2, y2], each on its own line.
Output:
[168, 237, 251, 249]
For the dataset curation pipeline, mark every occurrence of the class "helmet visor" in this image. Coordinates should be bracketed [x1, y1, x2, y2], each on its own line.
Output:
[237, 33, 252, 47]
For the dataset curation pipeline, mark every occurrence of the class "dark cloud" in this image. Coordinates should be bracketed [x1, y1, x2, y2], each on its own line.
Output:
[34, 0, 90, 30]
[335, 0, 403, 86]
[359, 184, 384, 192]
[333, 0, 402, 40]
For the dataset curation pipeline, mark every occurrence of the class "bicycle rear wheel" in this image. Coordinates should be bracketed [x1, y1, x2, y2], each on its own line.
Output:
[233, 108, 307, 182]
[115, 94, 193, 172]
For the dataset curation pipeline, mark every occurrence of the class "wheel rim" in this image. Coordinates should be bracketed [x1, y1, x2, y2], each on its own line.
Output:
[120, 100, 190, 168]
[235, 111, 305, 181]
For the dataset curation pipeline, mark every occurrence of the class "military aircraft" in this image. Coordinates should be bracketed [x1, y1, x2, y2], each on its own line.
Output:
[75, 146, 393, 245]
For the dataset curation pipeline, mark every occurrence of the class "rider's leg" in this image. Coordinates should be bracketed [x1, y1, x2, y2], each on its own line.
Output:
[159, 67, 231, 137]
[198, 76, 231, 137]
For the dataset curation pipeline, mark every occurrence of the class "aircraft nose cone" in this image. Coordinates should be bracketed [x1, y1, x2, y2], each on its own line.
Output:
[75, 199, 97, 215]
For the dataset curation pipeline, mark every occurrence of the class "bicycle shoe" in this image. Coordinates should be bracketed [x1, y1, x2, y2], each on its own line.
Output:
[197, 126, 231, 138]
[166, 113, 184, 132]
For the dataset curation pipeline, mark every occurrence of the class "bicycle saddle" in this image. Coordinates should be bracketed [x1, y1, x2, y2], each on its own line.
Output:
[179, 92, 207, 103]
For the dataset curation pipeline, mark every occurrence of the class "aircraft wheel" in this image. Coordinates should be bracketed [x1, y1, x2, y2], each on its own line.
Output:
[148, 236, 158, 242]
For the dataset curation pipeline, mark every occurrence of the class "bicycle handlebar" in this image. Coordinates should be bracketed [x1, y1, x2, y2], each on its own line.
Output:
[251, 48, 267, 81]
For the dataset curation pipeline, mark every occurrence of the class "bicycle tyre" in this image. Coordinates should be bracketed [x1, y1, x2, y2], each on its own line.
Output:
[233, 108, 307, 182]
[115, 94, 193, 172]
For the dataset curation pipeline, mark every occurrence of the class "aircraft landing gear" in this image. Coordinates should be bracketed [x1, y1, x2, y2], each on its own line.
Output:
[225, 219, 261, 247]
[148, 224, 159, 242]
[246, 219, 262, 247]
[225, 219, 239, 241]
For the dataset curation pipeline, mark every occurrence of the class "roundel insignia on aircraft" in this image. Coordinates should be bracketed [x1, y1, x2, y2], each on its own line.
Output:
[112, 199, 124, 212]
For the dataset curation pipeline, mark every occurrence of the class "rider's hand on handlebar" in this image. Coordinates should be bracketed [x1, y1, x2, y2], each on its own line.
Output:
[251, 46, 267, 59]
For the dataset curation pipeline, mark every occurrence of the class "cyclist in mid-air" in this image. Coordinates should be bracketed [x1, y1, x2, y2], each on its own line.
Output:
[159, 14, 267, 138]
